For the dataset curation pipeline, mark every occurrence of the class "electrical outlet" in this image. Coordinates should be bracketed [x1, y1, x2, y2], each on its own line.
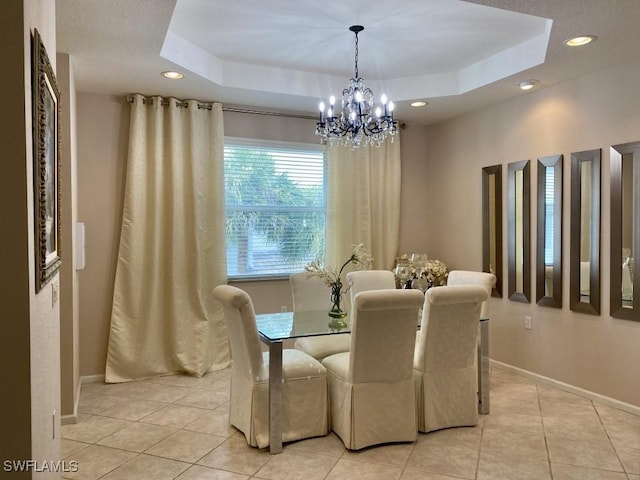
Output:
[280, 306, 287, 313]
[524, 316, 532, 330]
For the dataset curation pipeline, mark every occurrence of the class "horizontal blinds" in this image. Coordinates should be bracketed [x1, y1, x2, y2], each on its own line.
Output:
[224, 142, 326, 278]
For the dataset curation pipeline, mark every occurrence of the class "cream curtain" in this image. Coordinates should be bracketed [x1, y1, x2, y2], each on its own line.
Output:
[105, 95, 230, 382]
[325, 136, 401, 270]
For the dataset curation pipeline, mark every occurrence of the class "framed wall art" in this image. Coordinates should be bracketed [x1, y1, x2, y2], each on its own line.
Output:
[32, 28, 61, 292]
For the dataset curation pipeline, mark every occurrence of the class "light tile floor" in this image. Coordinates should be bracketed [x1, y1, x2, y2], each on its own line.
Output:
[62, 366, 640, 480]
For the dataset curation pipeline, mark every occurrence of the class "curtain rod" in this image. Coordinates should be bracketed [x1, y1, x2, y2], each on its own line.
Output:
[125, 95, 317, 120]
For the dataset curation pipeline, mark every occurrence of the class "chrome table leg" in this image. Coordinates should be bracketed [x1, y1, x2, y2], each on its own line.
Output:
[478, 318, 490, 414]
[268, 340, 283, 453]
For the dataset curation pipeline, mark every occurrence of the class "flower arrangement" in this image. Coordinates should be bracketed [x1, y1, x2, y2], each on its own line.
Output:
[304, 243, 373, 318]
[394, 254, 449, 290]
[423, 259, 449, 288]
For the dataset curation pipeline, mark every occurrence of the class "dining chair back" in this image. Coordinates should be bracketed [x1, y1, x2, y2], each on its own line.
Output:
[346, 270, 397, 305]
[290, 272, 331, 311]
[447, 270, 495, 319]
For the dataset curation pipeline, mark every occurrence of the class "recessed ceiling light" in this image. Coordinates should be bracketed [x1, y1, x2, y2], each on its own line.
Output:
[518, 80, 539, 91]
[410, 101, 427, 107]
[565, 35, 597, 47]
[161, 71, 184, 79]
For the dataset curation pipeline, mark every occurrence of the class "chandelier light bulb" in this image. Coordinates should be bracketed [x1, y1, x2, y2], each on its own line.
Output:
[375, 106, 382, 118]
[329, 95, 336, 106]
[350, 111, 356, 121]
[328, 107, 333, 118]
[355, 90, 363, 103]
[319, 102, 325, 112]
[381, 94, 387, 105]
[388, 101, 395, 112]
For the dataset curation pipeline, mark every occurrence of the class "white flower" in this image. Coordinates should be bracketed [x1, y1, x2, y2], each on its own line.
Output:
[304, 244, 373, 289]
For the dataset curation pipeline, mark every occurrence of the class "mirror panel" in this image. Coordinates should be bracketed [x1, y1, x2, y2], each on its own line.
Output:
[610, 141, 639, 320]
[482, 165, 503, 297]
[508, 160, 530, 302]
[570, 149, 601, 314]
[536, 155, 563, 307]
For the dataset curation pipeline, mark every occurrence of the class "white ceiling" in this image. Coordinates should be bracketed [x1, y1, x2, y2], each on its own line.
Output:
[56, 0, 640, 126]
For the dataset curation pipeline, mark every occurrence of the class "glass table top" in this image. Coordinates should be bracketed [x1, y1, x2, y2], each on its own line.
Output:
[256, 310, 488, 343]
[255, 311, 351, 342]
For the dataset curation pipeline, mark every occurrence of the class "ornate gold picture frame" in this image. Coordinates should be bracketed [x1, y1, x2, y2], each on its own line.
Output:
[32, 28, 61, 292]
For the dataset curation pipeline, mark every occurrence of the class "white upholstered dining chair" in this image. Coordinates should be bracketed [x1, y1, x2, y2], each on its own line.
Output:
[446, 270, 495, 319]
[446, 270, 496, 415]
[414, 285, 488, 432]
[212, 284, 329, 448]
[290, 272, 352, 361]
[346, 269, 397, 304]
[322, 289, 424, 450]
[289, 272, 330, 311]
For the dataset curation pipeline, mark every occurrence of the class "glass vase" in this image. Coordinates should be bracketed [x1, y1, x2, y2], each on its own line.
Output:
[328, 282, 347, 318]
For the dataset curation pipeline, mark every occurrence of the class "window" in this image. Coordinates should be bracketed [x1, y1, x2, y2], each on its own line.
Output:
[224, 138, 326, 280]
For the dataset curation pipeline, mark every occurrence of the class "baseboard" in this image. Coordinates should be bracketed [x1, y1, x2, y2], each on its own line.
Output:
[61, 380, 83, 425]
[61, 414, 77, 425]
[491, 360, 640, 416]
[81, 373, 105, 384]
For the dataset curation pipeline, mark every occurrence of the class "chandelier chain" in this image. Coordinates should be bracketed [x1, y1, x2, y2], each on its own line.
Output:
[354, 31, 359, 79]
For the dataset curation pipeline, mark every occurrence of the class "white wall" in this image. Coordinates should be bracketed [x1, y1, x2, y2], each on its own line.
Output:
[76, 94, 129, 377]
[423, 64, 640, 407]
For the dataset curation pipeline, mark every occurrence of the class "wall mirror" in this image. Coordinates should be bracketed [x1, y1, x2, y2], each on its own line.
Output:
[610, 141, 639, 320]
[570, 149, 601, 314]
[482, 165, 503, 297]
[536, 155, 563, 307]
[508, 160, 530, 303]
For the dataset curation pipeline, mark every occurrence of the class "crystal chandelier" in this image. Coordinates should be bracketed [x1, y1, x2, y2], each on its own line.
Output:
[315, 25, 398, 149]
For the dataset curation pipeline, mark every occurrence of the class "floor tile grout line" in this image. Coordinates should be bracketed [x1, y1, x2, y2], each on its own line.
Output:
[472, 365, 493, 480]
[95, 450, 139, 480]
[398, 430, 419, 478]
[537, 382, 555, 480]
[474, 406, 487, 480]
[593, 398, 631, 477]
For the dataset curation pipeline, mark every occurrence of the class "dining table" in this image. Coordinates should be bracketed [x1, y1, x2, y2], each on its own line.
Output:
[255, 309, 490, 454]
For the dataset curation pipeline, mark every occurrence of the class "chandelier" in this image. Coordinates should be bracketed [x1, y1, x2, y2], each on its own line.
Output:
[315, 25, 398, 149]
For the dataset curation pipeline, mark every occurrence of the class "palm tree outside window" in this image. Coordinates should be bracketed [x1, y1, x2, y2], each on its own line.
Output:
[224, 139, 326, 279]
